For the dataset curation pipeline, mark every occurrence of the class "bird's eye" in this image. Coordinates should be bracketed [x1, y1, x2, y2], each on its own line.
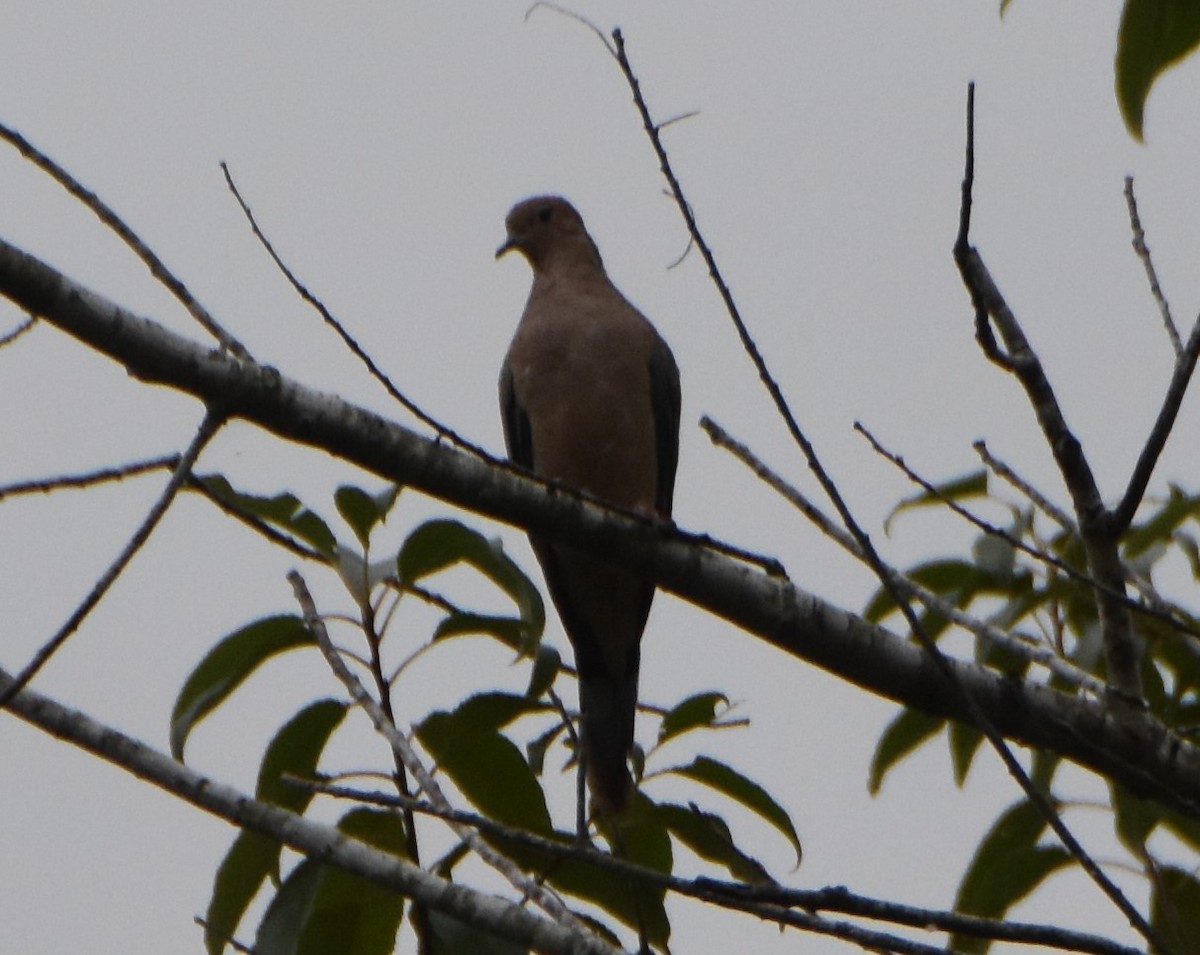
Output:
[537, 206, 553, 222]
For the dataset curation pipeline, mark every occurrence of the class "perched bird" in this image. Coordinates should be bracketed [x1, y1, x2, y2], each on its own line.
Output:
[497, 195, 681, 817]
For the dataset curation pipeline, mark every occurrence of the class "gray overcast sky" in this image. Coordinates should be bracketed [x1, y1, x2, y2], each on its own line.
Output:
[2, 3, 1198, 952]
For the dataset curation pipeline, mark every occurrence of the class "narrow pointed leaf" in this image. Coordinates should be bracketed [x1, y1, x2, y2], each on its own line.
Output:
[869, 707, 944, 795]
[951, 799, 1071, 952]
[1151, 866, 1200, 955]
[398, 519, 544, 650]
[433, 611, 531, 651]
[192, 474, 337, 557]
[204, 700, 348, 954]
[254, 808, 407, 955]
[525, 644, 561, 700]
[884, 470, 987, 534]
[668, 756, 801, 865]
[657, 692, 730, 746]
[949, 720, 984, 788]
[1116, 0, 1200, 139]
[418, 706, 552, 835]
[171, 614, 314, 760]
[656, 801, 773, 883]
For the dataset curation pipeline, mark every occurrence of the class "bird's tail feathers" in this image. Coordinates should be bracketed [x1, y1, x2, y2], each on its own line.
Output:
[578, 671, 637, 818]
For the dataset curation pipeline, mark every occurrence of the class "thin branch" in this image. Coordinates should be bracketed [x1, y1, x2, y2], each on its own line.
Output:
[297, 780, 1144, 955]
[0, 454, 180, 501]
[609, 43, 1161, 948]
[526, 3, 617, 56]
[220, 162, 487, 459]
[0, 667, 621, 955]
[973, 439, 1075, 531]
[0, 313, 36, 347]
[1124, 176, 1180, 355]
[0, 410, 222, 708]
[1112, 315, 1200, 532]
[953, 85, 1143, 704]
[952, 83, 1164, 950]
[703, 416, 1107, 696]
[287, 571, 587, 934]
[185, 476, 326, 562]
[6, 237, 1200, 820]
[0, 121, 248, 358]
[859, 422, 1199, 642]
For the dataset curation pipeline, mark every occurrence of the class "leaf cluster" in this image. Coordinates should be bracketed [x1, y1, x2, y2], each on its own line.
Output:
[867, 472, 1200, 951]
[171, 476, 802, 954]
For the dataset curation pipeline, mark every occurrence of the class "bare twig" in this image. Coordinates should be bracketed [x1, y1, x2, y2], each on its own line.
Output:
[0, 313, 36, 347]
[953, 83, 1165, 950]
[609, 42, 1162, 949]
[2, 667, 619, 955]
[0, 411, 222, 708]
[286, 571, 586, 933]
[219, 163, 490, 460]
[0, 454, 180, 501]
[973, 440, 1075, 531]
[954, 86, 1143, 704]
[703, 417, 1106, 696]
[860, 422, 1199, 641]
[1124, 176, 1180, 355]
[1112, 315, 1200, 533]
[0, 121, 248, 358]
[296, 779, 1144, 955]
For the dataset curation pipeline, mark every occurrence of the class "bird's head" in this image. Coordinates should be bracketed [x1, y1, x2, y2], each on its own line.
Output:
[496, 195, 604, 274]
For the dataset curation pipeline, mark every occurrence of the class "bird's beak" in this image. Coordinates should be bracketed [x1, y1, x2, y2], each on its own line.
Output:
[495, 235, 517, 259]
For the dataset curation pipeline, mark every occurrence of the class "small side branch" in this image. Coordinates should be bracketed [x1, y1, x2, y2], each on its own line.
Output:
[0, 122, 248, 358]
[952, 83, 1142, 704]
[1124, 176, 1180, 354]
[287, 571, 587, 934]
[0, 410, 222, 708]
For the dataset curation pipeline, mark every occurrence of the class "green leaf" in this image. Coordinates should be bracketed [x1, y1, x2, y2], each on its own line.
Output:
[1151, 866, 1200, 955]
[433, 611, 533, 652]
[864, 559, 994, 624]
[656, 801, 773, 883]
[192, 474, 337, 557]
[1124, 485, 1200, 559]
[949, 720, 984, 789]
[1117, 0, 1200, 140]
[453, 691, 549, 732]
[884, 470, 987, 535]
[254, 808, 407, 955]
[558, 792, 670, 946]
[398, 519, 544, 652]
[668, 756, 801, 866]
[868, 708, 944, 795]
[171, 614, 314, 760]
[1111, 781, 1161, 854]
[525, 644, 561, 700]
[204, 700, 348, 954]
[418, 705, 553, 836]
[951, 800, 1072, 952]
[335, 484, 400, 550]
[657, 692, 730, 746]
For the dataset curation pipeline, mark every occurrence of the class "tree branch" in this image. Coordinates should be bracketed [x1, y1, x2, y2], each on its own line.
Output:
[0, 668, 622, 955]
[1, 234, 1199, 823]
[953, 83, 1142, 703]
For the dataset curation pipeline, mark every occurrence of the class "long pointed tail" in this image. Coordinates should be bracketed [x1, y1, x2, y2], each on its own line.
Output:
[578, 667, 638, 817]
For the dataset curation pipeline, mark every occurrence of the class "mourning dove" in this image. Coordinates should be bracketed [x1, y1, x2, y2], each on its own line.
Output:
[497, 195, 681, 817]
